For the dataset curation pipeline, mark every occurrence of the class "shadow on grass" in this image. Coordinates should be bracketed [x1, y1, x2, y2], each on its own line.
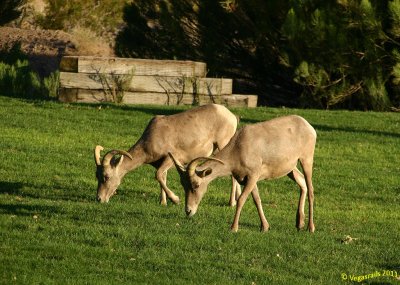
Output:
[68, 101, 187, 117]
[85, 103, 400, 139]
[379, 261, 400, 271]
[35, 99, 400, 139]
[0, 181, 24, 195]
[0, 202, 63, 217]
[313, 124, 400, 139]
[0, 180, 94, 203]
[240, 117, 400, 139]
[0, 182, 64, 216]
[119, 105, 188, 116]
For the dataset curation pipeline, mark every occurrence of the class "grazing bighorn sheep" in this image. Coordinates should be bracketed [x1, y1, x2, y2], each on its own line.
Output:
[94, 104, 241, 205]
[169, 115, 317, 232]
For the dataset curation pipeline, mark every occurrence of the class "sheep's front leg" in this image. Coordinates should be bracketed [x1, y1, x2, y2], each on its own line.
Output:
[231, 176, 258, 232]
[251, 185, 269, 232]
[156, 158, 180, 205]
[159, 171, 168, 206]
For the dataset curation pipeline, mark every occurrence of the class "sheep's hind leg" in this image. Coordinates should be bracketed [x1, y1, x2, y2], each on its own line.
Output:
[156, 158, 180, 205]
[229, 177, 242, 207]
[300, 157, 315, 233]
[288, 167, 307, 230]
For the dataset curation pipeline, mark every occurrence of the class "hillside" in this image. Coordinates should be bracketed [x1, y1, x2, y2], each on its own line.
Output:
[0, 0, 118, 76]
[0, 26, 113, 77]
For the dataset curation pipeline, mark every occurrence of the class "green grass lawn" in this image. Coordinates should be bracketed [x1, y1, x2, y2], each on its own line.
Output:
[0, 96, 399, 284]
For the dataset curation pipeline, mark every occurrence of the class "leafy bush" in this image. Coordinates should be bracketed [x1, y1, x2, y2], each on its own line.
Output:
[115, 0, 400, 110]
[115, 0, 272, 102]
[0, 0, 26, 25]
[0, 43, 59, 100]
[281, 0, 396, 111]
[0, 42, 27, 64]
[36, 0, 126, 41]
[43, 71, 60, 99]
[0, 60, 41, 98]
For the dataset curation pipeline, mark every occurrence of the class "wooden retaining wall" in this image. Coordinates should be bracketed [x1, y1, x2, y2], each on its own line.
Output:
[58, 56, 258, 107]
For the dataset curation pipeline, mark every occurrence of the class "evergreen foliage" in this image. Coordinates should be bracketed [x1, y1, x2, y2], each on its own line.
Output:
[4, 0, 400, 109]
[36, 0, 126, 37]
[0, 0, 25, 25]
[281, 0, 396, 110]
[0, 43, 59, 99]
[116, 0, 400, 110]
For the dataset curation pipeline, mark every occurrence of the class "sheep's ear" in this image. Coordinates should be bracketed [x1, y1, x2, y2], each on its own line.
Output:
[168, 152, 186, 173]
[198, 168, 212, 178]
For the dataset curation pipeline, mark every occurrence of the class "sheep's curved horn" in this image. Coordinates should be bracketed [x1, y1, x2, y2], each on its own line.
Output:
[94, 145, 104, 166]
[103, 150, 133, 167]
[187, 157, 224, 178]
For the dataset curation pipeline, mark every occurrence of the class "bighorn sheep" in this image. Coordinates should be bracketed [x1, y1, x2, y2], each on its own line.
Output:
[94, 104, 241, 205]
[169, 115, 317, 232]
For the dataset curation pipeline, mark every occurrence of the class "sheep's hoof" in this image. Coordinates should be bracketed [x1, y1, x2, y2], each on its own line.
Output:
[308, 224, 315, 233]
[229, 200, 237, 207]
[160, 200, 167, 206]
[230, 225, 239, 233]
[260, 224, 270, 232]
[296, 222, 305, 231]
[170, 196, 180, 205]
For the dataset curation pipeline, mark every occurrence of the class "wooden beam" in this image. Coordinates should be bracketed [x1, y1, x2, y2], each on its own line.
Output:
[229, 94, 258, 108]
[59, 56, 207, 77]
[59, 88, 258, 107]
[59, 72, 233, 95]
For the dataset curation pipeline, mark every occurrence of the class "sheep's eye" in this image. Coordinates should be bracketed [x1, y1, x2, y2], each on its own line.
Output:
[104, 175, 110, 182]
[191, 181, 199, 190]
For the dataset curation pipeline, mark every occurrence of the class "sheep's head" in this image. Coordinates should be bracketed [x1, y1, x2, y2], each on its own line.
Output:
[94, 146, 133, 203]
[168, 153, 223, 217]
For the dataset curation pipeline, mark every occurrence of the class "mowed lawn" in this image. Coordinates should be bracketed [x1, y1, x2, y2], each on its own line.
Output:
[0, 96, 399, 284]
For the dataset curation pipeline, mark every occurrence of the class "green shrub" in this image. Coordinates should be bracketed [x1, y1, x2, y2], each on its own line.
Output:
[0, 42, 28, 65]
[115, 0, 400, 110]
[43, 71, 60, 99]
[0, 60, 41, 99]
[36, 0, 126, 40]
[0, 0, 25, 25]
[363, 75, 392, 111]
[35, 0, 75, 30]
[0, 44, 60, 100]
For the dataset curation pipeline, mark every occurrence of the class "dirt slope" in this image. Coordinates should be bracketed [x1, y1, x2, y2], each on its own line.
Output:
[0, 27, 113, 76]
